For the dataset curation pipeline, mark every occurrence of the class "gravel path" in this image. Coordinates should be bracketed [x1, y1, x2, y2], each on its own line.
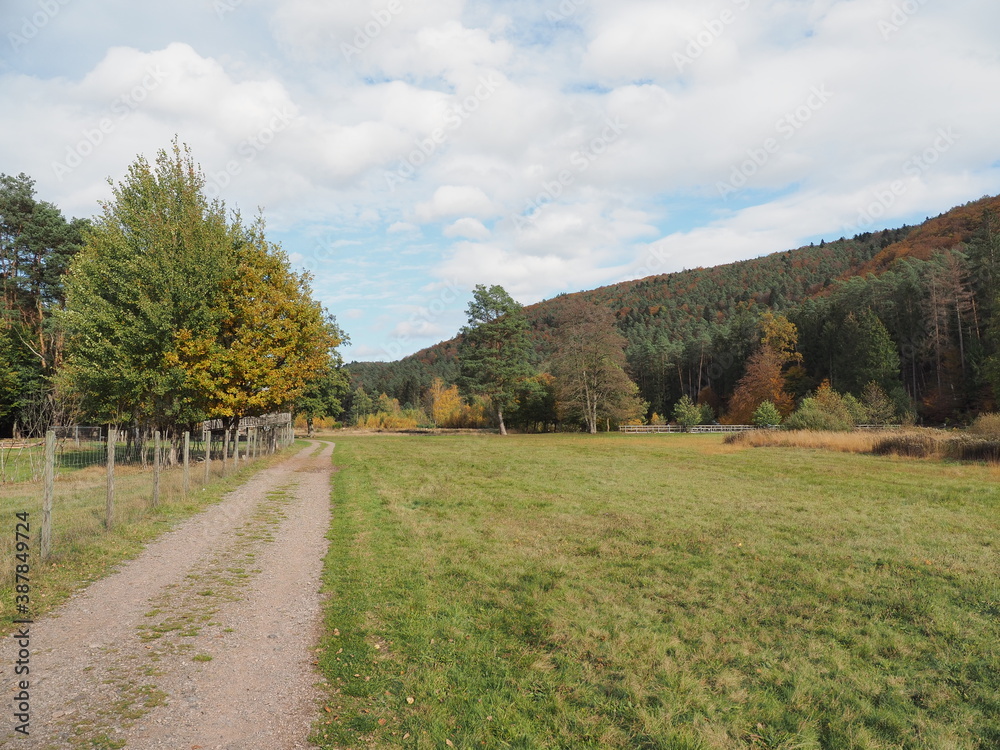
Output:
[1, 440, 335, 749]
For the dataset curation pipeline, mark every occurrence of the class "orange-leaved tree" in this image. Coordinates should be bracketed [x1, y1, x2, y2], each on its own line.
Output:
[724, 313, 799, 424]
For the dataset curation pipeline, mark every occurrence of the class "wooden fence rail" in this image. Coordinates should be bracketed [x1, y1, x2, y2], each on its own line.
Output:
[620, 424, 902, 433]
[619, 424, 764, 433]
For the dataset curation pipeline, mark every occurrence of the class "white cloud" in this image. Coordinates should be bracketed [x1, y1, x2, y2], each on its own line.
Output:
[415, 185, 497, 222]
[3, 0, 999, 359]
[444, 217, 490, 239]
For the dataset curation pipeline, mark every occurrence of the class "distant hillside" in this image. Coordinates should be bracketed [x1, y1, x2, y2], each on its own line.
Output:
[857, 194, 1000, 274]
[348, 193, 1000, 422]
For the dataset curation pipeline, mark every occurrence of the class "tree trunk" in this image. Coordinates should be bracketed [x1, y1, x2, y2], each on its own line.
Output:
[497, 407, 507, 436]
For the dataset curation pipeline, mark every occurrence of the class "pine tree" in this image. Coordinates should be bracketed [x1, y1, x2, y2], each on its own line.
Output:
[457, 285, 533, 435]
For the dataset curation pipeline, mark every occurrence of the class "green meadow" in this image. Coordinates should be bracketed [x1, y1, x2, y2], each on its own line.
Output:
[314, 433, 999, 750]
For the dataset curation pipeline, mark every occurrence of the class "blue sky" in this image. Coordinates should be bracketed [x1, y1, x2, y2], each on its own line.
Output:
[2, 0, 999, 361]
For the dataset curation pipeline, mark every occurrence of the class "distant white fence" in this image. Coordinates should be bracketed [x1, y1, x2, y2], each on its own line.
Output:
[620, 423, 902, 433]
[620, 424, 764, 433]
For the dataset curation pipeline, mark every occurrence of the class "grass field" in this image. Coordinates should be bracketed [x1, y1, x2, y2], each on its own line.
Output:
[314, 433, 1000, 750]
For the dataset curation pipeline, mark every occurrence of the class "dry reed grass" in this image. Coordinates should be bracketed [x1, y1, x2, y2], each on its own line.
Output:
[726, 427, 1000, 466]
[723, 429, 892, 453]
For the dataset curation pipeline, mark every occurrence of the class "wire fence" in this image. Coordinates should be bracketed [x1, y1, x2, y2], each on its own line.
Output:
[1, 416, 293, 483]
[0, 416, 295, 571]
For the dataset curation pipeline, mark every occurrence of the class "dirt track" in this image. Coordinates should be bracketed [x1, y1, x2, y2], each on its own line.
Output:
[1, 440, 335, 749]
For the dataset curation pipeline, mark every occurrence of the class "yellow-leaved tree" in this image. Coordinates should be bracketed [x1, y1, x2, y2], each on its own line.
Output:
[170, 216, 340, 428]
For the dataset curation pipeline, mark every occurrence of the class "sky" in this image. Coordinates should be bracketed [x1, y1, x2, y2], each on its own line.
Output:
[2, 0, 999, 362]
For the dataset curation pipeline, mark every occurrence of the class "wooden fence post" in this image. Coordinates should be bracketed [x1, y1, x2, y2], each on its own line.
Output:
[106, 426, 116, 529]
[203, 428, 210, 484]
[183, 431, 190, 496]
[41, 429, 55, 559]
[222, 428, 229, 475]
[152, 429, 161, 507]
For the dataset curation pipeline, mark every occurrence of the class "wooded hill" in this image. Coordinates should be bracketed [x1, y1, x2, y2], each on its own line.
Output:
[349, 193, 1000, 425]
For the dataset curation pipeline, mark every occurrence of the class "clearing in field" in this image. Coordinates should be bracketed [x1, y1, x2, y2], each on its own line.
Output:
[315, 432, 999, 750]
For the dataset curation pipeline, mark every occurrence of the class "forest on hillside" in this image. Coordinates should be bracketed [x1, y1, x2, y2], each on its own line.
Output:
[348, 195, 1000, 429]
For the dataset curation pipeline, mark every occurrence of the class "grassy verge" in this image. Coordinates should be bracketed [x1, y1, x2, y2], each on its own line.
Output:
[0, 440, 306, 633]
[314, 433, 999, 750]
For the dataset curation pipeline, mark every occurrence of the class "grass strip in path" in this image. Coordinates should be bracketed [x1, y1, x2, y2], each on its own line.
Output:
[0, 441, 307, 634]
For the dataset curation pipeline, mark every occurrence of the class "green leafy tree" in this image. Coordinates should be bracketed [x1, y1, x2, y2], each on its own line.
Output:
[752, 400, 782, 427]
[861, 381, 897, 426]
[457, 284, 533, 435]
[348, 386, 374, 425]
[835, 310, 901, 395]
[62, 142, 233, 429]
[295, 349, 350, 435]
[506, 374, 558, 432]
[0, 329, 22, 419]
[672, 394, 702, 431]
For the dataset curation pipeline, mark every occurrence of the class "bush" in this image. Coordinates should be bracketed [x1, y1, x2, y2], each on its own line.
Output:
[359, 410, 422, 430]
[784, 398, 853, 431]
[784, 381, 856, 431]
[752, 401, 782, 427]
[944, 436, 1000, 463]
[967, 412, 1000, 438]
[871, 434, 939, 458]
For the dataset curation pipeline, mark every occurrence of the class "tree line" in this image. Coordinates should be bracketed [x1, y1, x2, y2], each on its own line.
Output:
[0, 141, 348, 444]
[347, 194, 1000, 431]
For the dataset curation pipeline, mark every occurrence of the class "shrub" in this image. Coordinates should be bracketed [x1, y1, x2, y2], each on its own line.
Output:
[871, 434, 939, 458]
[967, 412, 1000, 438]
[752, 401, 782, 427]
[784, 381, 856, 431]
[784, 399, 852, 431]
[944, 436, 1000, 463]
